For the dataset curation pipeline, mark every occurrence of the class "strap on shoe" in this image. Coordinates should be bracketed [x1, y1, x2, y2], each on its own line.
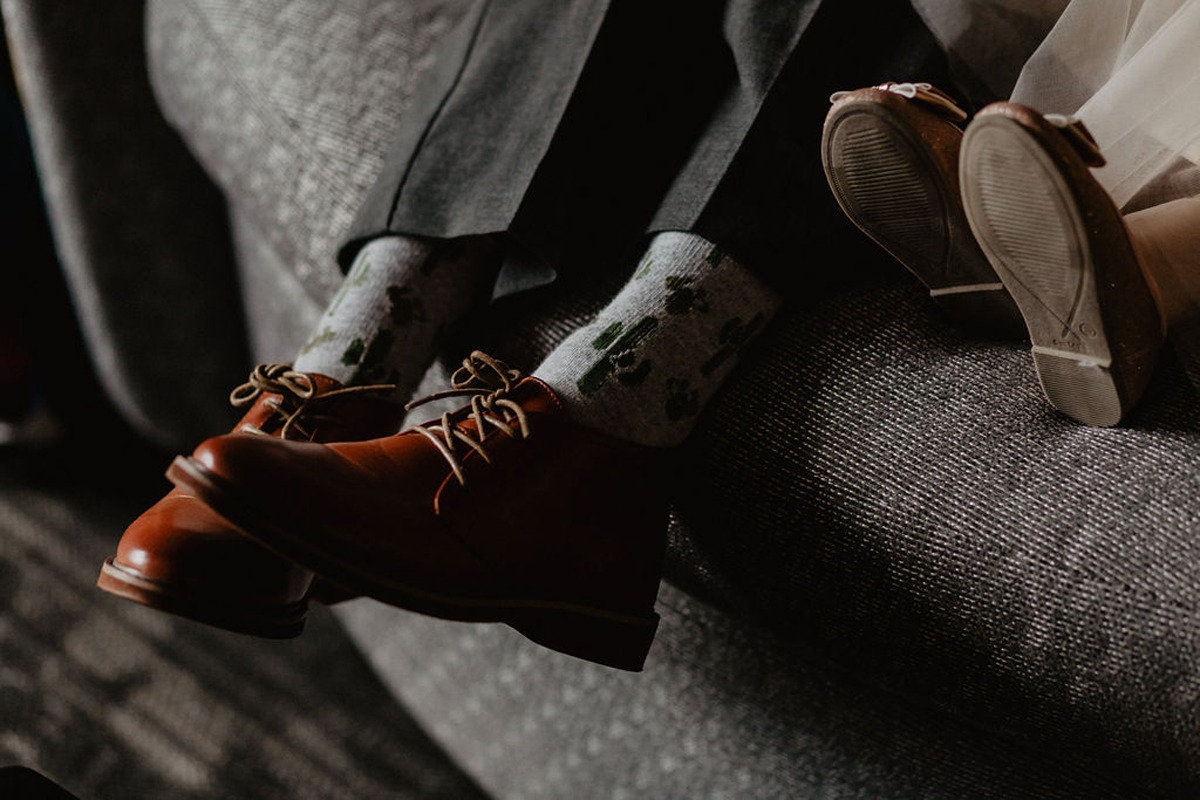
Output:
[883, 82, 969, 124]
[1044, 114, 1107, 168]
[830, 82, 968, 125]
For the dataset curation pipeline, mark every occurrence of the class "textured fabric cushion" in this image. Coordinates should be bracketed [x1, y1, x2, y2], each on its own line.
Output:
[146, 0, 472, 305]
[336, 583, 1141, 800]
[319, 267, 1198, 798]
[143, 0, 1200, 796]
[680, 278, 1200, 794]
[0, 446, 486, 800]
[1, 0, 251, 448]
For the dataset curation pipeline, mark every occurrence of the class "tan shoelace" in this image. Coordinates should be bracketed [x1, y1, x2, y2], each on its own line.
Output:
[403, 351, 531, 486]
[229, 363, 395, 440]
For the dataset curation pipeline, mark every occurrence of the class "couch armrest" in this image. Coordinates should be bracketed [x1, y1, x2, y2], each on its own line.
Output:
[2, 0, 249, 449]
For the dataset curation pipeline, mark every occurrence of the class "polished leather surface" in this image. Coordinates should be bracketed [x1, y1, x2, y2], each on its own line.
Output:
[107, 371, 402, 614]
[188, 378, 667, 620]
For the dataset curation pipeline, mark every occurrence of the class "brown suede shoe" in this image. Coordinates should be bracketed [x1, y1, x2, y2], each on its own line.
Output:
[167, 352, 667, 671]
[960, 103, 1166, 426]
[822, 82, 1025, 338]
[97, 364, 402, 637]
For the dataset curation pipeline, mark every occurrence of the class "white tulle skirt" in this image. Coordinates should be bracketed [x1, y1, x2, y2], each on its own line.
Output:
[912, 0, 1200, 210]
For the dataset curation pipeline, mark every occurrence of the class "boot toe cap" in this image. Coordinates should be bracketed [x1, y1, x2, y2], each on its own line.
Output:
[111, 488, 312, 605]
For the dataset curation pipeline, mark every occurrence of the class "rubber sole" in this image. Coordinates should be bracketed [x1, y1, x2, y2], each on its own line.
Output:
[960, 109, 1162, 426]
[822, 95, 1025, 338]
[97, 558, 307, 639]
[165, 455, 659, 672]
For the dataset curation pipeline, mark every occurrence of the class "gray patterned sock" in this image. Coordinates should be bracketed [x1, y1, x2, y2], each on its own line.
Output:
[293, 234, 501, 402]
[535, 231, 781, 447]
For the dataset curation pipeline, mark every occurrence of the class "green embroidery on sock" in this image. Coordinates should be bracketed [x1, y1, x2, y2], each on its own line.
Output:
[664, 276, 709, 315]
[665, 377, 700, 421]
[328, 249, 374, 314]
[700, 312, 767, 376]
[578, 362, 615, 397]
[353, 328, 397, 383]
[704, 246, 726, 269]
[578, 316, 658, 396]
[341, 338, 366, 366]
[633, 254, 655, 280]
[615, 357, 652, 387]
[360, 328, 395, 370]
[298, 327, 336, 356]
[592, 321, 624, 351]
[611, 316, 657, 357]
[387, 285, 426, 326]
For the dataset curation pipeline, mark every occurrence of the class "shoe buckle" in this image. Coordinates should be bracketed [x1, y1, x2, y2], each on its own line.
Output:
[1044, 114, 1107, 168]
[885, 82, 969, 124]
[829, 82, 968, 125]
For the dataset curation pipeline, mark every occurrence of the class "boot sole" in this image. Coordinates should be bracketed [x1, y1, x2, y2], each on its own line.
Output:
[97, 558, 307, 639]
[960, 107, 1163, 427]
[822, 94, 1025, 338]
[166, 456, 659, 672]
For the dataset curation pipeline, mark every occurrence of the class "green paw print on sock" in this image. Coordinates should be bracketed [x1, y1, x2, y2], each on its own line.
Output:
[298, 327, 336, 357]
[700, 312, 767, 376]
[387, 285, 426, 326]
[616, 358, 652, 387]
[577, 317, 658, 396]
[633, 254, 655, 280]
[357, 328, 396, 382]
[665, 377, 700, 421]
[664, 276, 709, 315]
[341, 338, 366, 366]
[704, 246, 726, 269]
[341, 327, 396, 379]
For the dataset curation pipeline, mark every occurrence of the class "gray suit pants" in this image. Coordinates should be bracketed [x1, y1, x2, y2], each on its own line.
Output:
[342, 0, 951, 296]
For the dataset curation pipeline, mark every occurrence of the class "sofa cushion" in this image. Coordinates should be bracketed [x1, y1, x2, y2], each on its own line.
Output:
[146, 0, 472, 304]
[146, 0, 1200, 794]
[433, 263, 1200, 795]
[3, 0, 253, 446]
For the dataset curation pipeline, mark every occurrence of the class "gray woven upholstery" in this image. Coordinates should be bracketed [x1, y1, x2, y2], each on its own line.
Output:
[1, 0, 250, 448]
[9, 0, 1200, 796]
[145, 0, 472, 306]
[323, 268, 1199, 798]
[0, 447, 487, 800]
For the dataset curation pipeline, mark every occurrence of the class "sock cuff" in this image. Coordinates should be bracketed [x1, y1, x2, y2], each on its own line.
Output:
[639, 231, 779, 309]
[536, 231, 780, 447]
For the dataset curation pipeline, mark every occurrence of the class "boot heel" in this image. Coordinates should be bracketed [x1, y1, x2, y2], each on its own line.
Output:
[506, 606, 659, 672]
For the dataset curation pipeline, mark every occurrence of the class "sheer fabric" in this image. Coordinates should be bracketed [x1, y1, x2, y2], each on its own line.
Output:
[909, 0, 1069, 105]
[913, 0, 1200, 211]
[914, 1, 1200, 391]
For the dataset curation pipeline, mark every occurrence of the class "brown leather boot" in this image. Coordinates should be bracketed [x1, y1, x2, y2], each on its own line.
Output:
[167, 352, 667, 671]
[97, 364, 402, 637]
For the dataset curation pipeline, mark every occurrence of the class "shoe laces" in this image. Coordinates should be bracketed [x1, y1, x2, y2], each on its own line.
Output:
[403, 351, 530, 487]
[229, 363, 395, 440]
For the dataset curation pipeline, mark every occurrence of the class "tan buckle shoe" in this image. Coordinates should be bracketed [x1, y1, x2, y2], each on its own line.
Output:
[822, 82, 1025, 338]
[960, 102, 1165, 426]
